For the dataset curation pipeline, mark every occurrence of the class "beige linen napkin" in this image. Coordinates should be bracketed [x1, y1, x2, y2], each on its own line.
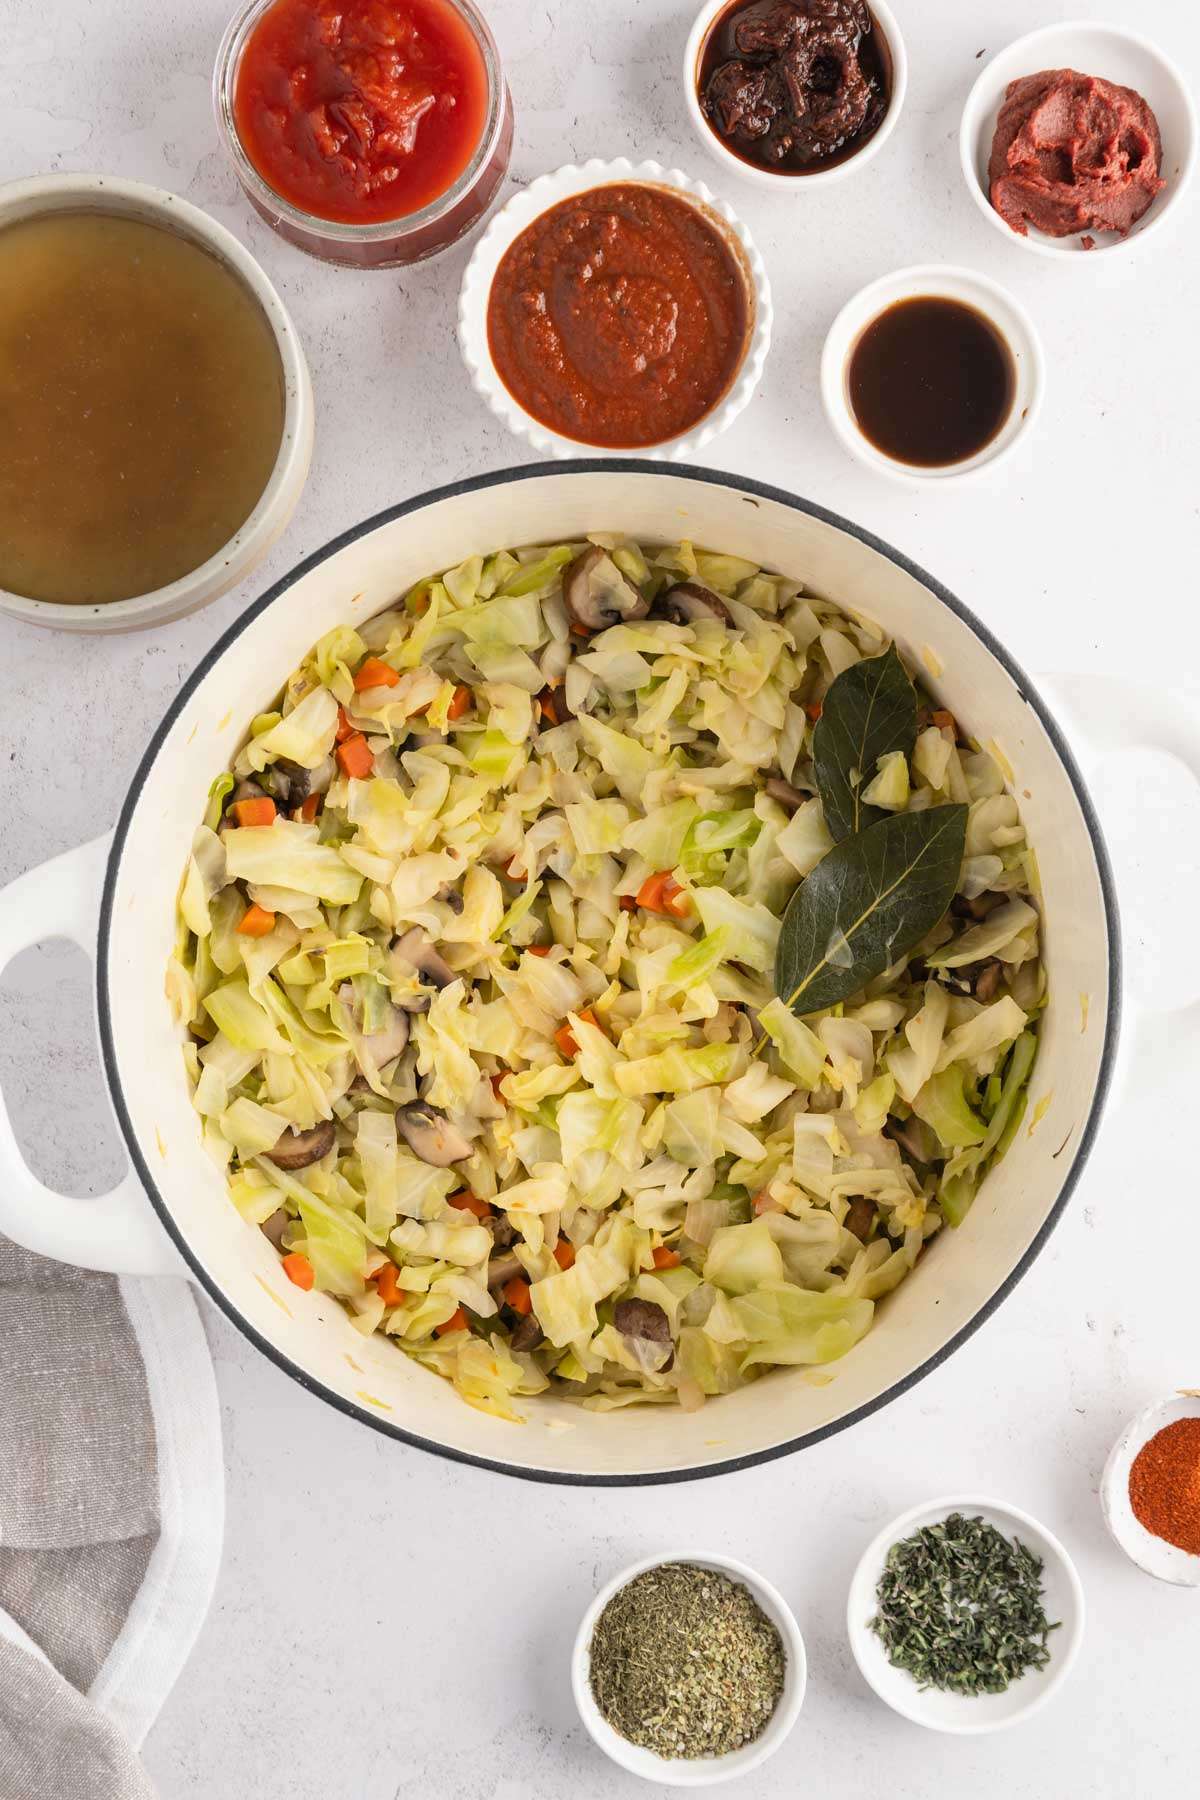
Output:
[0, 1236, 223, 1799]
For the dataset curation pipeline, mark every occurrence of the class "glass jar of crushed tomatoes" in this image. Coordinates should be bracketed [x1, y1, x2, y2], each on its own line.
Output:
[214, 0, 513, 267]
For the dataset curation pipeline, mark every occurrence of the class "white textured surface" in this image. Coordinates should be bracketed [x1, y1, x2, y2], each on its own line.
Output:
[0, 1, 1197, 1795]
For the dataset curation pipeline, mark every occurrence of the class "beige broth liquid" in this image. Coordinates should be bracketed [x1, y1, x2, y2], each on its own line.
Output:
[0, 210, 285, 606]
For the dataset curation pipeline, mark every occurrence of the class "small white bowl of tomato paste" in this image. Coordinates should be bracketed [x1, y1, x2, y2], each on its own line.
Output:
[959, 21, 1196, 260]
[214, 0, 514, 268]
[457, 158, 773, 460]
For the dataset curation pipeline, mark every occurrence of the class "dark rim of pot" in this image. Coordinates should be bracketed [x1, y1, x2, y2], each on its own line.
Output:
[96, 460, 1122, 1487]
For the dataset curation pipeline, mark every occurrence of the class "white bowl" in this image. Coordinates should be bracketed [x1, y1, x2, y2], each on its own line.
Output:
[457, 158, 772, 460]
[959, 22, 1196, 261]
[0, 173, 313, 634]
[571, 1551, 806, 1785]
[847, 1495, 1085, 1734]
[682, 0, 907, 191]
[820, 263, 1045, 485]
[1101, 1393, 1200, 1587]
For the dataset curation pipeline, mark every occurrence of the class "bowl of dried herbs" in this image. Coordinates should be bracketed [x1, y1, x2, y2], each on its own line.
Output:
[846, 1495, 1084, 1732]
[572, 1552, 806, 1783]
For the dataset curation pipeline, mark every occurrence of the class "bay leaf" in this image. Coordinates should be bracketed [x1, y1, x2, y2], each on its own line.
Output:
[812, 644, 917, 841]
[774, 804, 968, 1015]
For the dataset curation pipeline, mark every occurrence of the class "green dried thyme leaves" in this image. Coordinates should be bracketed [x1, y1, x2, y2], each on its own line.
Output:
[869, 1512, 1060, 1695]
[588, 1562, 786, 1758]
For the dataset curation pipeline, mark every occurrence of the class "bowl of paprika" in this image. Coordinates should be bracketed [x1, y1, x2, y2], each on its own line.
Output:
[1101, 1393, 1200, 1587]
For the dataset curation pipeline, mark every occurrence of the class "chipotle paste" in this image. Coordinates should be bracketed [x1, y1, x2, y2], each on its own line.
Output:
[698, 0, 890, 174]
[988, 69, 1165, 244]
[486, 184, 750, 450]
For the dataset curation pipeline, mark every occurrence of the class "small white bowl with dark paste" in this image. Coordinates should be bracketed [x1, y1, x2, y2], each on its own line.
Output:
[572, 1551, 806, 1785]
[847, 1496, 1085, 1734]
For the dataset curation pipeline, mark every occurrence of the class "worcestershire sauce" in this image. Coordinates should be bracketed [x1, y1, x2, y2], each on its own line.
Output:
[847, 296, 1015, 467]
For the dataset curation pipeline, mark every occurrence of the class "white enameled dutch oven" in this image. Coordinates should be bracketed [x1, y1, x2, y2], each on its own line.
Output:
[0, 465, 1128, 1484]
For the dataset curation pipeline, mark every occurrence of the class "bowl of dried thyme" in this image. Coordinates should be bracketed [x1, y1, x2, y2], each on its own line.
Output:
[846, 1496, 1084, 1733]
[572, 1552, 806, 1784]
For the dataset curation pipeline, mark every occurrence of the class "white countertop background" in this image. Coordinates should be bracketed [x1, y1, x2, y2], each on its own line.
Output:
[1, 0, 1198, 1793]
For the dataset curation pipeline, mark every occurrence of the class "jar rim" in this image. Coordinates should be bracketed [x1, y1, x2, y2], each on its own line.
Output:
[213, 0, 507, 244]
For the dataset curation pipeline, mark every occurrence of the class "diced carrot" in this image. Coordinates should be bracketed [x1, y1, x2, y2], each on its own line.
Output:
[353, 656, 400, 692]
[299, 793, 321, 823]
[373, 1261, 403, 1307]
[336, 733, 375, 779]
[435, 1306, 468, 1337]
[527, 944, 552, 957]
[281, 1252, 314, 1291]
[502, 1276, 532, 1317]
[236, 902, 276, 938]
[504, 857, 525, 882]
[538, 687, 562, 726]
[553, 1239, 576, 1271]
[570, 622, 590, 638]
[490, 1071, 508, 1104]
[619, 894, 637, 912]
[651, 1246, 681, 1270]
[555, 1007, 599, 1060]
[636, 871, 691, 919]
[752, 1188, 782, 1216]
[335, 705, 356, 743]
[804, 700, 824, 723]
[231, 796, 276, 828]
[446, 684, 472, 721]
[448, 1189, 492, 1220]
[931, 708, 957, 732]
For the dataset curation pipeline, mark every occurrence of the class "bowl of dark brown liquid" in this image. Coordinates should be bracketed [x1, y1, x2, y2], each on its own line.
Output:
[0, 174, 313, 633]
[820, 264, 1045, 483]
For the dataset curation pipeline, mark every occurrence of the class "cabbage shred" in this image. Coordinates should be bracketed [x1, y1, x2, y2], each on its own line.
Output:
[172, 537, 1042, 1421]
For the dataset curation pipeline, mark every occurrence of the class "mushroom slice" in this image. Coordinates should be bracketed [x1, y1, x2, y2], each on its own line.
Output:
[510, 1312, 544, 1352]
[973, 959, 1004, 1004]
[391, 927, 456, 998]
[487, 1250, 524, 1289]
[396, 1103, 472, 1166]
[613, 1298, 672, 1347]
[843, 1198, 876, 1243]
[658, 580, 733, 626]
[764, 776, 806, 814]
[562, 546, 651, 633]
[336, 982, 410, 1071]
[266, 1119, 335, 1171]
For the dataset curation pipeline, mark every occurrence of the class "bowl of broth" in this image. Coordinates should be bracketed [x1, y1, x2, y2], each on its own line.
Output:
[0, 173, 312, 632]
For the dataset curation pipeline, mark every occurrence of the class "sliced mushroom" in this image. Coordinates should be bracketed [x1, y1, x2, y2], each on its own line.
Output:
[510, 1312, 544, 1352]
[391, 927, 456, 1000]
[396, 1103, 471, 1166]
[487, 1250, 524, 1289]
[267, 1119, 335, 1170]
[884, 1116, 933, 1166]
[952, 891, 1003, 922]
[613, 1298, 672, 1347]
[488, 1213, 518, 1252]
[765, 776, 807, 814]
[278, 754, 334, 811]
[232, 777, 267, 803]
[336, 983, 410, 1070]
[973, 959, 1004, 1004]
[658, 580, 733, 626]
[843, 1198, 876, 1243]
[260, 1207, 291, 1250]
[440, 887, 465, 916]
[562, 546, 651, 633]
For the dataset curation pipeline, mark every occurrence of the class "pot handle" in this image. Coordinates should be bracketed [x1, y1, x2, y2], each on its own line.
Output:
[0, 835, 185, 1277]
[1038, 671, 1200, 1066]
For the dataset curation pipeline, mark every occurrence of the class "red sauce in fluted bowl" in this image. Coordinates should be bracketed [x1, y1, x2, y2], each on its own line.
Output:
[485, 183, 752, 450]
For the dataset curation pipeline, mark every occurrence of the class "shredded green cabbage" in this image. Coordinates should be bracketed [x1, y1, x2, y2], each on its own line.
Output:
[174, 535, 1042, 1419]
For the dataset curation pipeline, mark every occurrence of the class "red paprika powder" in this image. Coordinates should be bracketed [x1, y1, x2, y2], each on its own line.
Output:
[1128, 1416, 1200, 1555]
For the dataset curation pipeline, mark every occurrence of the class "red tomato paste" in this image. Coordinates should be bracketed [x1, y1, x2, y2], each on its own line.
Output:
[486, 184, 750, 450]
[233, 0, 489, 225]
